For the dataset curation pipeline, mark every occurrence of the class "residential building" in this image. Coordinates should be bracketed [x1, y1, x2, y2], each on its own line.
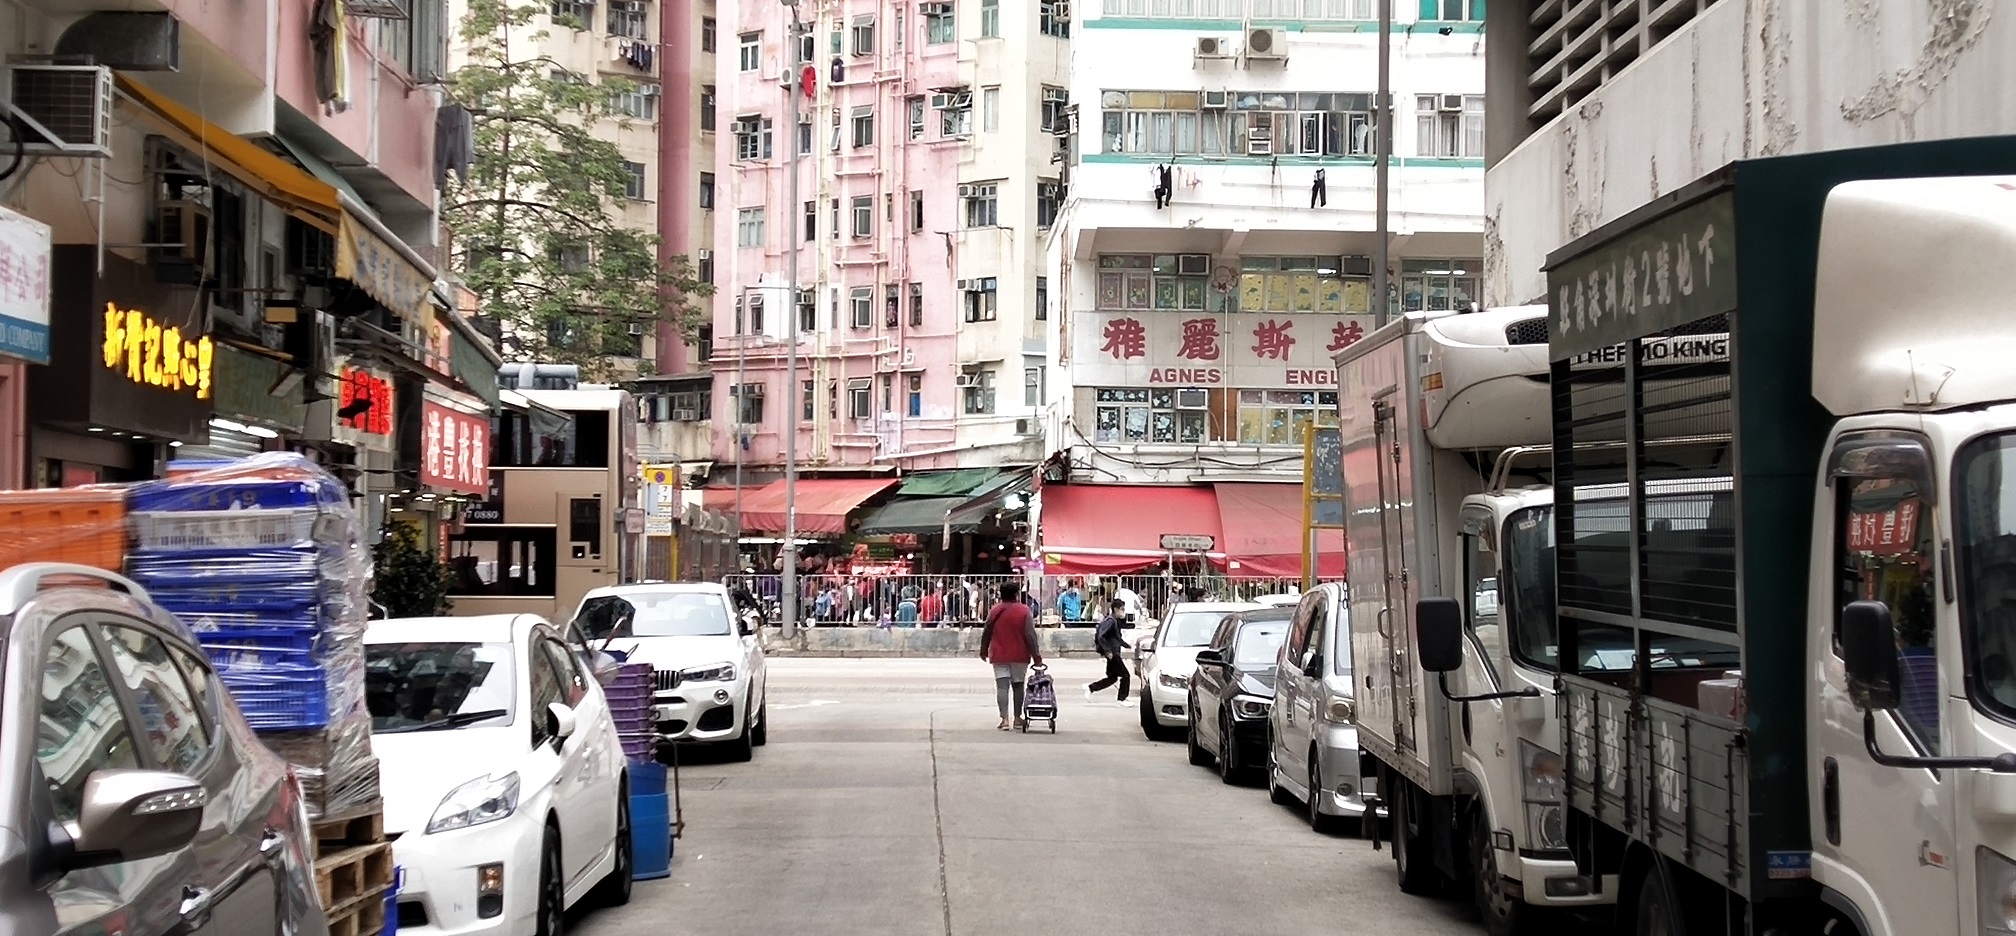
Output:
[1035, 1, 1485, 575]
[713, 0, 1069, 493]
[642, 0, 719, 479]
[1482, 0, 2016, 306]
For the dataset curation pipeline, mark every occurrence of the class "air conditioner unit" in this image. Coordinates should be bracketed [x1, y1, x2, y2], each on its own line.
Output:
[1177, 254, 1210, 276]
[955, 278, 973, 290]
[1246, 127, 1272, 155]
[1195, 36, 1228, 58]
[627, 323, 647, 336]
[956, 185, 975, 198]
[1043, 87, 1069, 104]
[5, 65, 113, 157]
[1341, 255, 1373, 276]
[921, 1, 953, 13]
[955, 374, 979, 387]
[1244, 28, 1285, 59]
[1440, 93, 1467, 112]
[674, 409, 697, 421]
[1202, 90, 1229, 109]
[1015, 417, 1040, 436]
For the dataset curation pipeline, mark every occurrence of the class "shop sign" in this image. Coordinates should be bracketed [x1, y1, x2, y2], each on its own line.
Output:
[0, 205, 52, 365]
[1546, 191, 1737, 361]
[211, 345, 306, 433]
[421, 401, 491, 495]
[102, 304, 213, 399]
[336, 214, 434, 322]
[30, 248, 211, 442]
[1072, 310, 1370, 389]
[338, 367, 394, 435]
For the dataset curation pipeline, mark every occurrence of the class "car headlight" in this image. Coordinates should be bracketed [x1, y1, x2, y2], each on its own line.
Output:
[1324, 695, 1356, 724]
[1981, 846, 2016, 934]
[427, 772, 521, 835]
[1158, 672, 1189, 690]
[1519, 740, 1567, 851]
[682, 662, 736, 683]
[1231, 695, 1271, 719]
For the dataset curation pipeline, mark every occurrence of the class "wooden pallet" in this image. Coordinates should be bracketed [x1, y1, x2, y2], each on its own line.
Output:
[324, 881, 391, 936]
[311, 800, 385, 852]
[316, 841, 394, 908]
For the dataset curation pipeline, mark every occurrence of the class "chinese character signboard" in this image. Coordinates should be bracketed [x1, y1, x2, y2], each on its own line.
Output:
[29, 248, 211, 442]
[1075, 310, 1373, 387]
[101, 304, 213, 399]
[338, 368, 394, 435]
[1847, 500, 1921, 557]
[1545, 191, 1737, 361]
[0, 205, 52, 364]
[335, 215, 433, 321]
[421, 401, 491, 495]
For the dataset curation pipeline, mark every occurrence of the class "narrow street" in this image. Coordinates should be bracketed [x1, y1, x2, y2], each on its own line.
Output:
[576, 658, 1487, 936]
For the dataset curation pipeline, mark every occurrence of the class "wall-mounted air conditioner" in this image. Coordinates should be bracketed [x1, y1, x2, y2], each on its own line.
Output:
[674, 409, 697, 421]
[1195, 36, 1229, 59]
[5, 65, 113, 157]
[627, 323, 647, 336]
[1176, 254, 1210, 276]
[1244, 28, 1285, 60]
[1440, 93, 1466, 112]
[955, 374, 979, 387]
[1202, 90, 1229, 109]
[1246, 127, 1272, 155]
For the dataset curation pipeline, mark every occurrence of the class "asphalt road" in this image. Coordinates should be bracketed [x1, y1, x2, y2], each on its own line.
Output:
[573, 657, 1490, 936]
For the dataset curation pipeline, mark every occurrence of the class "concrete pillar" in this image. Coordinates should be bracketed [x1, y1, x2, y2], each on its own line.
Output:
[657, 0, 698, 373]
[1483, 0, 1536, 168]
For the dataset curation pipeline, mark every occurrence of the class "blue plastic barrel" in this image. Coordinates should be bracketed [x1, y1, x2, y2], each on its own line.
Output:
[630, 760, 667, 797]
[630, 793, 671, 880]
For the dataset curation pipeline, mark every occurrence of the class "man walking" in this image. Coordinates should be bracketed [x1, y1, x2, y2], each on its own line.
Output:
[1085, 597, 1132, 703]
[980, 581, 1043, 730]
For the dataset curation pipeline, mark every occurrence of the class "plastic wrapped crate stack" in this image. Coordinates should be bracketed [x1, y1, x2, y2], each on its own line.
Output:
[609, 662, 656, 761]
[122, 454, 380, 821]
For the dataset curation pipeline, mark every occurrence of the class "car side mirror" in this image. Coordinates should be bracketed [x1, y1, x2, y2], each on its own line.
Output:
[1416, 597, 1464, 673]
[546, 703, 578, 747]
[1841, 600, 1901, 711]
[1194, 648, 1226, 668]
[62, 770, 207, 870]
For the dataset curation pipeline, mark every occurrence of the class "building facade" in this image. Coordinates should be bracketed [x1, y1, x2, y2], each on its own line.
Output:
[1481, 0, 2016, 307]
[712, 0, 1069, 482]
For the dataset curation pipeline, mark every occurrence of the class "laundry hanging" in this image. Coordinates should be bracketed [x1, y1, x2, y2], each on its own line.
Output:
[1153, 163, 1173, 209]
[1311, 168, 1328, 208]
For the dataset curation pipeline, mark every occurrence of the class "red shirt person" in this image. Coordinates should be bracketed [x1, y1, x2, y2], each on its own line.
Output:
[980, 582, 1042, 729]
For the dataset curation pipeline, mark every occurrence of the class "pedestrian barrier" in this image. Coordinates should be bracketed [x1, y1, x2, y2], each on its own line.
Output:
[724, 571, 1311, 628]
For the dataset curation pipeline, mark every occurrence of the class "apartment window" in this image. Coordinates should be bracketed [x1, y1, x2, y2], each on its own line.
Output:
[736, 208, 765, 247]
[908, 281, 923, 326]
[1400, 258, 1481, 313]
[701, 17, 716, 52]
[802, 380, 815, 421]
[732, 383, 766, 424]
[1035, 276, 1048, 320]
[907, 374, 923, 417]
[885, 283, 900, 326]
[800, 24, 818, 63]
[621, 161, 647, 199]
[907, 96, 926, 140]
[885, 192, 893, 221]
[1095, 253, 1214, 312]
[798, 118, 813, 155]
[697, 249, 713, 283]
[1238, 255, 1368, 313]
[831, 199, 840, 240]
[1416, 94, 1485, 158]
[734, 116, 773, 160]
[700, 85, 716, 130]
[924, 2, 956, 43]
[1040, 0, 1070, 37]
[1036, 180, 1062, 228]
[851, 106, 875, 148]
[610, 83, 659, 119]
[1105, 0, 1371, 18]
[607, 0, 648, 39]
[847, 379, 872, 419]
[666, 390, 710, 422]
[909, 189, 924, 232]
[1101, 89, 1382, 157]
[1237, 390, 1340, 446]
[980, 0, 1000, 36]
[738, 32, 761, 71]
[851, 195, 873, 237]
[1422, 0, 1486, 21]
[1095, 388, 1212, 443]
[933, 88, 973, 136]
[982, 86, 1000, 132]
[376, 0, 447, 80]
[963, 277, 998, 322]
[962, 182, 999, 228]
[851, 16, 876, 55]
[830, 108, 842, 152]
[881, 374, 894, 412]
[962, 369, 995, 415]
[1041, 86, 1069, 132]
[830, 20, 843, 55]
[696, 327, 713, 365]
[803, 200, 816, 240]
[699, 172, 715, 210]
[850, 286, 873, 328]
[550, 0, 592, 27]
[1024, 367, 1043, 407]
[798, 288, 817, 331]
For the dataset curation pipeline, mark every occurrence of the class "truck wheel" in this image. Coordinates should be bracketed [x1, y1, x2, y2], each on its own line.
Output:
[1634, 862, 1685, 936]
[1393, 783, 1440, 896]
[1470, 811, 1527, 936]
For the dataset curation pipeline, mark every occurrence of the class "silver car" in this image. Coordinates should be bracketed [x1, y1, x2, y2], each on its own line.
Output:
[0, 564, 328, 935]
[1267, 582, 1376, 831]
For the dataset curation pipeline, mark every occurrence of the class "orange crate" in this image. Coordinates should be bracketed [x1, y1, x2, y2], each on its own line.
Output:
[0, 489, 128, 573]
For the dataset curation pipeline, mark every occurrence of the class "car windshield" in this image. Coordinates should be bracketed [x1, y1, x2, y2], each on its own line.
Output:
[1234, 620, 1290, 666]
[577, 592, 733, 638]
[367, 642, 515, 732]
[1162, 610, 1234, 647]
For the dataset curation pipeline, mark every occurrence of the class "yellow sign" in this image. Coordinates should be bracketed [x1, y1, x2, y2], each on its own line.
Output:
[641, 464, 679, 486]
[102, 303, 212, 399]
[336, 214, 433, 322]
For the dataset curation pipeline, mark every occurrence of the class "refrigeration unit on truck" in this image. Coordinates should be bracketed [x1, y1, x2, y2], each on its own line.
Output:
[1336, 304, 1627, 933]
[1411, 137, 2016, 936]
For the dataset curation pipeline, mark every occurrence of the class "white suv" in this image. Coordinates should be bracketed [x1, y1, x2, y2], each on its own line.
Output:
[1137, 601, 1262, 740]
[571, 583, 769, 761]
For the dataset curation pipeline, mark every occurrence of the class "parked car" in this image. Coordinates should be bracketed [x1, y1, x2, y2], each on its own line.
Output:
[1266, 582, 1374, 832]
[367, 614, 631, 936]
[1137, 601, 1262, 740]
[1187, 608, 1293, 784]
[0, 563, 328, 936]
[571, 582, 768, 761]
[1251, 593, 1304, 608]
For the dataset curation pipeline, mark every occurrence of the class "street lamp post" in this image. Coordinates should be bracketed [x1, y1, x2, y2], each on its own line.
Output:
[1373, 0, 1392, 328]
[779, 0, 804, 638]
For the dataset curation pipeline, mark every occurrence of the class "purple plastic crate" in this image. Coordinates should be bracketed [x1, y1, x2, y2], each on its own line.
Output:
[620, 736, 656, 759]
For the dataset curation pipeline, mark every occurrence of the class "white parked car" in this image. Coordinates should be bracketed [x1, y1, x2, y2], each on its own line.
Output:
[366, 614, 632, 936]
[1138, 601, 1262, 740]
[571, 582, 768, 761]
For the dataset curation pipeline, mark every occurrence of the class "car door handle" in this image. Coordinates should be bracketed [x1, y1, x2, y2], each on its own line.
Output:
[180, 885, 216, 928]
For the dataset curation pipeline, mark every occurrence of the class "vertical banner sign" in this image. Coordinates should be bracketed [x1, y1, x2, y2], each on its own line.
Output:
[0, 205, 52, 364]
[641, 464, 679, 535]
[421, 402, 491, 495]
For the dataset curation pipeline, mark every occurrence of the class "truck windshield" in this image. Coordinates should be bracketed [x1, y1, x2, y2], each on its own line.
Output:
[1958, 432, 2016, 717]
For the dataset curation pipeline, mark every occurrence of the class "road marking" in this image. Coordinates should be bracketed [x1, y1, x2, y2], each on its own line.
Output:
[770, 699, 841, 710]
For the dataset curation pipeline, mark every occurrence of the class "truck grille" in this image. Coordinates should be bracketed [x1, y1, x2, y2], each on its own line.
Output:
[654, 670, 683, 692]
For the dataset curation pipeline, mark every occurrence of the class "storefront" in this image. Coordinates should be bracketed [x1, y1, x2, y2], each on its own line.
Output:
[27, 247, 213, 485]
[174, 343, 308, 461]
[387, 384, 493, 554]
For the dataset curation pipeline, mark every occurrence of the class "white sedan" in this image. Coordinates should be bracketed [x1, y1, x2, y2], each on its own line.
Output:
[1138, 601, 1262, 740]
[367, 614, 632, 936]
[571, 582, 768, 761]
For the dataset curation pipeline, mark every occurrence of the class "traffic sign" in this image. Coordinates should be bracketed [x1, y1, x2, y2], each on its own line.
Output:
[1160, 533, 1216, 552]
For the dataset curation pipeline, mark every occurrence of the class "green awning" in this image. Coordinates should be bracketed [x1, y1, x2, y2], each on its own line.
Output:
[453, 331, 501, 409]
[895, 469, 1002, 498]
[947, 473, 1035, 529]
[857, 497, 971, 535]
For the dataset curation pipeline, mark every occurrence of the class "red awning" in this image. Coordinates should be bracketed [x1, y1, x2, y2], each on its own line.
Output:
[1038, 484, 1225, 575]
[738, 478, 898, 535]
[1212, 482, 1344, 579]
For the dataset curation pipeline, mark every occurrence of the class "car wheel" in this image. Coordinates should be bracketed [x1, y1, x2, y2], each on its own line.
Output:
[537, 824, 565, 936]
[1217, 715, 1240, 786]
[1185, 710, 1212, 767]
[1471, 809, 1528, 936]
[1267, 747, 1294, 805]
[592, 779, 634, 908]
[1308, 754, 1342, 834]
[1139, 691, 1160, 741]
[725, 697, 755, 762]
[751, 698, 769, 747]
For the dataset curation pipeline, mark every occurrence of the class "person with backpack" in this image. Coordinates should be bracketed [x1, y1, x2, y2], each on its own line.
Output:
[980, 581, 1043, 730]
[1084, 597, 1133, 703]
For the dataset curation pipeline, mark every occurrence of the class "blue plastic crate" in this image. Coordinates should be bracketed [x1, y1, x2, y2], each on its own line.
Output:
[147, 581, 327, 614]
[218, 667, 330, 731]
[126, 548, 325, 584]
[175, 608, 323, 630]
[129, 476, 345, 512]
[193, 623, 320, 661]
[130, 509, 326, 551]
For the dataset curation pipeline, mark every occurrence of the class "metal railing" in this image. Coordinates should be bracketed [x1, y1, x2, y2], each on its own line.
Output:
[722, 572, 1310, 627]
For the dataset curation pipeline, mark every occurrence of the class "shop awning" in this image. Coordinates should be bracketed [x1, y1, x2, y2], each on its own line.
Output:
[115, 76, 340, 224]
[946, 471, 1034, 530]
[739, 478, 899, 535]
[1213, 482, 1344, 579]
[1039, 484, 1225, 575]
[895, 468, 1003, 497]
[857, 497, 970, 535]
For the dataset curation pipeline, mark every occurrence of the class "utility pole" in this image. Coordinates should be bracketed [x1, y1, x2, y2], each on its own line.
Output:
[733, 285, 748, 545]
[1373, 0, 1392, 327]
[780, 0, 804, 637]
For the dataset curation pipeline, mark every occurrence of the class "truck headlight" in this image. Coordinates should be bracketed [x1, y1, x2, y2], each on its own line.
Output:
[1231, 696, 1271, 719]
[1979, 846, 2016, 934]
[428, 772, 521, 834]
[682, 662, 736, 683]
[1158, 672, 1189, 690]
[1324, 695, 1356, 724]
[1519, 741, 1567, 851]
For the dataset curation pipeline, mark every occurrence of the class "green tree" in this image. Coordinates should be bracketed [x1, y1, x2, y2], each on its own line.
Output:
[444, 0, 711, 378]
[371, 521, 455, 618]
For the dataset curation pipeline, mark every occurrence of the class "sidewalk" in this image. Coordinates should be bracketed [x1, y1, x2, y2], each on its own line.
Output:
[759, 624, 1102, 658]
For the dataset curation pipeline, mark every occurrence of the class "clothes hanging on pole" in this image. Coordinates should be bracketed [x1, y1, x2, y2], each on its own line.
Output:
[1311, 168, 1328, 208]
[1153, 163, 1173, 209]
[435, 103, 474, 186]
